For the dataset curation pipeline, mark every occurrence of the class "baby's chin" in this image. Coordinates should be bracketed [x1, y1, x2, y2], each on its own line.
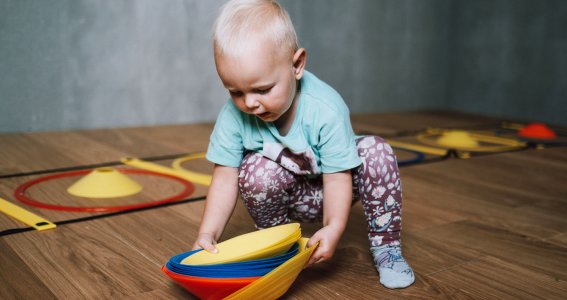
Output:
[255, 112, 277, 121]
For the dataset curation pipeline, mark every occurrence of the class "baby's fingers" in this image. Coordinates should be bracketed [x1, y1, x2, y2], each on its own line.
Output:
[200, 239, 218, 253]
[305, 237, 324, 267]
[192, 235, 218, 253]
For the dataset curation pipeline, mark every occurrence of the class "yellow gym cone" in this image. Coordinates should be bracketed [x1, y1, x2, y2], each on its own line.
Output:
[437, 130, 479, 148]
[225, 238, 318, 300]
[67, 168, 142, 198]
[181, 223, 301, 265]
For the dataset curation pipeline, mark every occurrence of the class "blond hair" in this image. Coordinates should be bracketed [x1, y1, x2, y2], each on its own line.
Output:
[213, 0, 299, 58]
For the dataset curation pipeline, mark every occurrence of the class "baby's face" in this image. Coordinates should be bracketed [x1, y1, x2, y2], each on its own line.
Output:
[215, 42, 301, 129]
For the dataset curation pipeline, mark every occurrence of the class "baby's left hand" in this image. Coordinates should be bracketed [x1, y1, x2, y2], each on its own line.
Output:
[305, 224, 343, 267]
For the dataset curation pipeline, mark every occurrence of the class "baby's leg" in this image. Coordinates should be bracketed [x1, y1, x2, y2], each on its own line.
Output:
[354, 136, 415, 289]
[354, 136, 402, 246]
[238, 152, 324, 229]
[238, 152, 294, 228]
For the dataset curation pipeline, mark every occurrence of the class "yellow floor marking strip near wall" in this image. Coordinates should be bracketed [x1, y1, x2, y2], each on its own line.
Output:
[0, 197, 56, 231]
[417, 129, 526, 152]
[121, 156, 211, 186]
[386, 139, 449, 156]
[171, 153, 212, 187]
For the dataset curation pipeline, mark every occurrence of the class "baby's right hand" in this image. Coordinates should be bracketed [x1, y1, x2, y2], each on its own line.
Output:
[192, 233, 219, 254]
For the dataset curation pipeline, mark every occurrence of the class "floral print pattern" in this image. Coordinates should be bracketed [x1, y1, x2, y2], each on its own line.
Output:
[238, 136, 402, 247]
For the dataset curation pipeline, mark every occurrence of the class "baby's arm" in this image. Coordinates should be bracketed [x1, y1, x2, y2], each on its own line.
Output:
[192, 164, 239, 253]
[306, 170, 352, 266]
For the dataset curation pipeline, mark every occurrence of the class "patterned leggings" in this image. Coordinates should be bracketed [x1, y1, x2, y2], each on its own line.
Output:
[238, 136, 402, 247]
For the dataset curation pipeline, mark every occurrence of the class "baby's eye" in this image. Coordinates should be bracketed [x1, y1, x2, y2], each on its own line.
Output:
[229, 91, 243, 97]
[256, 87, 272, 95]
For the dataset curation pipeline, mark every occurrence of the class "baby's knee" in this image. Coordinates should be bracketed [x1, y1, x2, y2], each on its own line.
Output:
[355, 135, 400, 181]
[238, 153, 286, 194]
[357, 135, 395, 158]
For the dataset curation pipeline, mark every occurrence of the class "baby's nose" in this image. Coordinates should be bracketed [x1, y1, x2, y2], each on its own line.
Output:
[244, 95, 260, 109]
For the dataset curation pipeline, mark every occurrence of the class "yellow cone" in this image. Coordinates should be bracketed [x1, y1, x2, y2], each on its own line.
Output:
[181, 223, 301, 265]
[67, 168, 142, 198]
[225, 238, 318, 300]
[437, 130, 479, 148]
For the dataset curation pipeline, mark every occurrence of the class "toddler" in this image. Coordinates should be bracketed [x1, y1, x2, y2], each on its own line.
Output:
[192, 0, 414, 289]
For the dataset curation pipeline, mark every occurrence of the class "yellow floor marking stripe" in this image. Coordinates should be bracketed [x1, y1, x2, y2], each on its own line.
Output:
[0, 197, 56, 231]
[121, 156, 211, 186]
[386, 139, 449, 156]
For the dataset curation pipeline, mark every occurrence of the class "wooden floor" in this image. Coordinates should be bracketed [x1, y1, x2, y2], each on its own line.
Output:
[1, 111, 566, 299]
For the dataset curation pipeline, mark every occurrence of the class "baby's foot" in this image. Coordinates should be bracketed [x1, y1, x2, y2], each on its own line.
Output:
[371, 245, 415, 289]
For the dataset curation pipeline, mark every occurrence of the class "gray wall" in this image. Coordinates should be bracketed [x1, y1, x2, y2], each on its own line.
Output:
[1, 0, 565, 133]
[290, 0, 452, 113]
[446, 0, 567, 124]
[0, 0, 227, 132]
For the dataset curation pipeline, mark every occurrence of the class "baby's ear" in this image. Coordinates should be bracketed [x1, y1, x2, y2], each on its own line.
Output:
[292, 48, 307, 79]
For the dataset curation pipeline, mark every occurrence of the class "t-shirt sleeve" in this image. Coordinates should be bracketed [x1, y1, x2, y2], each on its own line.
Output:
[317, 107, 362, 173]
[206, 101, 244, 168]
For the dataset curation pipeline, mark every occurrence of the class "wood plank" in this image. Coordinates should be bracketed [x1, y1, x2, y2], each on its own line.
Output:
[402, 230, 482, 276]
[545, 233, 567, 247]
[1, 111, 567, 299]
[0, 238, 57, 300]
[4, 218, 181, 298]
[351, 110, 501, 136]
[428, 256, 567, 300]
[470, 205, 567, 240]
[0, 168, 209, 229]
[285, 245, 478, 299]
[0, 123, 214, 175]
[0, 134, 78, 174]
[419, 220, 567, 281]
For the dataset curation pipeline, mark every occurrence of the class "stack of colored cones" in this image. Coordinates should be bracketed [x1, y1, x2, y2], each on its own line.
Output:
[162, 223, 317, 300]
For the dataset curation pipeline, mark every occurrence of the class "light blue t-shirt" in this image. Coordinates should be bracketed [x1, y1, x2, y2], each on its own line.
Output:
[206, 70, 361, 175]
